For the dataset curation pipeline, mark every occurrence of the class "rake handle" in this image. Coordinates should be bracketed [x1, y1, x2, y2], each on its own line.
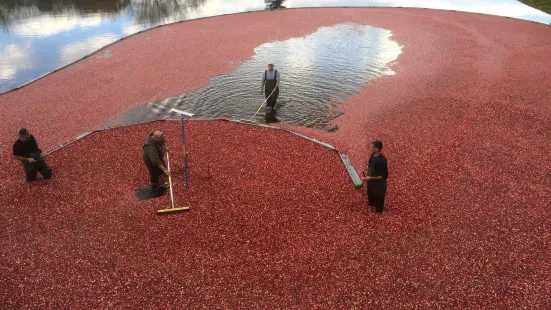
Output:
[166, 151, 175, 209]
[181, 116, 189, 189]
[250, 91, 274, 120]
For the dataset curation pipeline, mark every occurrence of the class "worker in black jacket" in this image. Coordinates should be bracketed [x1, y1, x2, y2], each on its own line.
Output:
[13, 128, 52, 182]
[363, 140, 388, 213]
[143, 131, 171, 197]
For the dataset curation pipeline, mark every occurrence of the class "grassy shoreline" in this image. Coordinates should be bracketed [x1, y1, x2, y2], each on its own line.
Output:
[518, 0, 551, 15]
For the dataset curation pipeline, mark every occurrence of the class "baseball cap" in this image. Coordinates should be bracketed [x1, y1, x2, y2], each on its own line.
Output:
[18, 128, 29, 136]
[268, 61, 274, 65]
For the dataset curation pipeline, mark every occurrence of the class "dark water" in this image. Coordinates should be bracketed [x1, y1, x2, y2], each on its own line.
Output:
[106, 23, 402, 129]
[1, 0, 550, 93]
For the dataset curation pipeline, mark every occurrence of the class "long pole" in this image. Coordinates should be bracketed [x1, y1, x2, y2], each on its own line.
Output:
[250, 91, 273, 121]
[166, 152, 175, 209]
[181, 116, 189, 189]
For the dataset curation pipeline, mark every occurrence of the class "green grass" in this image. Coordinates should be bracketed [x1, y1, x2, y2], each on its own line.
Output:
[518, 0, 551, 15]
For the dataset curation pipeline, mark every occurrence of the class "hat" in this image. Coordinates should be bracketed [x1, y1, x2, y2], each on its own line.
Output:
[18, 128, 29, 136]
[268, 61, 274, 65]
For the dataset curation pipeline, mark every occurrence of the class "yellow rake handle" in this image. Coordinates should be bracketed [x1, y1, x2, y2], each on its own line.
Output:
[250, 91, 274, 121]
[166, 152, 175, 209]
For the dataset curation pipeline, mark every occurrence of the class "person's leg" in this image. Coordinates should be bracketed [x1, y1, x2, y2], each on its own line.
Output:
[34, 154, 52, 179]
[150, 171, 161, 197]
[159, 175, 169, 187]
[374, 198, 384, 213]
[374, 181, 387, 213]
[148, 165, 166, 197]
[22, 161, 37, 182]
[265, 87, 278, 109]
[271, 89, 279, 108]
[265, 89, 272, 108]
[367, 182, 375, 207]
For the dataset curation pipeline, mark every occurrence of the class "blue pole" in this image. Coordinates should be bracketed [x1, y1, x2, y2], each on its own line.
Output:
[181, 116, 189, 189]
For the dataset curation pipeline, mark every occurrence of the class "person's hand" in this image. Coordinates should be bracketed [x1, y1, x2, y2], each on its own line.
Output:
[164, 170, 171, 177]
[27, 158, 36, 164]
[272, 88, 276, 93]
[363, 176, 372, 182]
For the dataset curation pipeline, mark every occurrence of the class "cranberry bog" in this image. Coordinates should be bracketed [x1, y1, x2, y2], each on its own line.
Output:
[1, 7, 551, 308]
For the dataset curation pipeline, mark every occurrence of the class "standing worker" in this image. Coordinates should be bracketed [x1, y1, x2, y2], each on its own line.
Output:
[12, 128, 52, 182]
[260, 61, 280, 116]
[143, 131, 171, 197]
[363, 140, 388, 213]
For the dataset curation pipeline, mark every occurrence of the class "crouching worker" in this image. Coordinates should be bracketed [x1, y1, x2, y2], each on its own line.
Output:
[143, 131, 171, 197]
[363, 140, 388, 213]
[13, 128, 52, 182]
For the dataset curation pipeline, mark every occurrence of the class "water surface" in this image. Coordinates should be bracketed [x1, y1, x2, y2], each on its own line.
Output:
[1, 0, 549, 93]
[106, 23, 401, 129]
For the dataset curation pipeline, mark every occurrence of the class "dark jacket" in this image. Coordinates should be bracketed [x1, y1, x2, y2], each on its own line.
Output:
[13, 135, 41, 158]
[143, 134, 165, 169]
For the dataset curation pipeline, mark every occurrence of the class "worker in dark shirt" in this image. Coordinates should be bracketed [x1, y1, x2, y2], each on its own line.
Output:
[12, 128, 52, 182]
[363, 140, 388, 213]
[143, 131, 171, 197]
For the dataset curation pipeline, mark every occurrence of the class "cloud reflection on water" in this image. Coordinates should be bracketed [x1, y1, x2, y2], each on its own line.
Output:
[60, 34, 119, 63]
[0, 0, 549, 92]
[0, 42, 32, 80]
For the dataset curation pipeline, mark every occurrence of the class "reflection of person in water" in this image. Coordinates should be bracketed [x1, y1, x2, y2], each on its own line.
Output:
[266, 0, 286, 9]
[260, 61, 280, 121]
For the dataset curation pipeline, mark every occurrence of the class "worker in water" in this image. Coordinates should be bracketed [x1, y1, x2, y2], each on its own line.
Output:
[143, 131, 171, 197]
[363, 140, 388, 213]
[260, 61, 280, 119]
[12, 128, 53, 182]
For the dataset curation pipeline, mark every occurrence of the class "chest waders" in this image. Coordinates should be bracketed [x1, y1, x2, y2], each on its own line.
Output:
[264, 70, 279, 108]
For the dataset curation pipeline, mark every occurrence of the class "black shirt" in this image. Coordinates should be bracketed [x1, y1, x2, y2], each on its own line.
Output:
[13, 135, 41, 157]
[368, 153, 388, 180]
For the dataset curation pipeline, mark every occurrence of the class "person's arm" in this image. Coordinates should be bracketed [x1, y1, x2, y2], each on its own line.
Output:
[261, 72, 266, 94]
[362, 155, 372, 182]
[362, 171, 369, 183]
[274, 71, 280, 91]
[147, 147, 170, 176]
[158, 163, 170, 177]
[13, 155, 35, 163]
